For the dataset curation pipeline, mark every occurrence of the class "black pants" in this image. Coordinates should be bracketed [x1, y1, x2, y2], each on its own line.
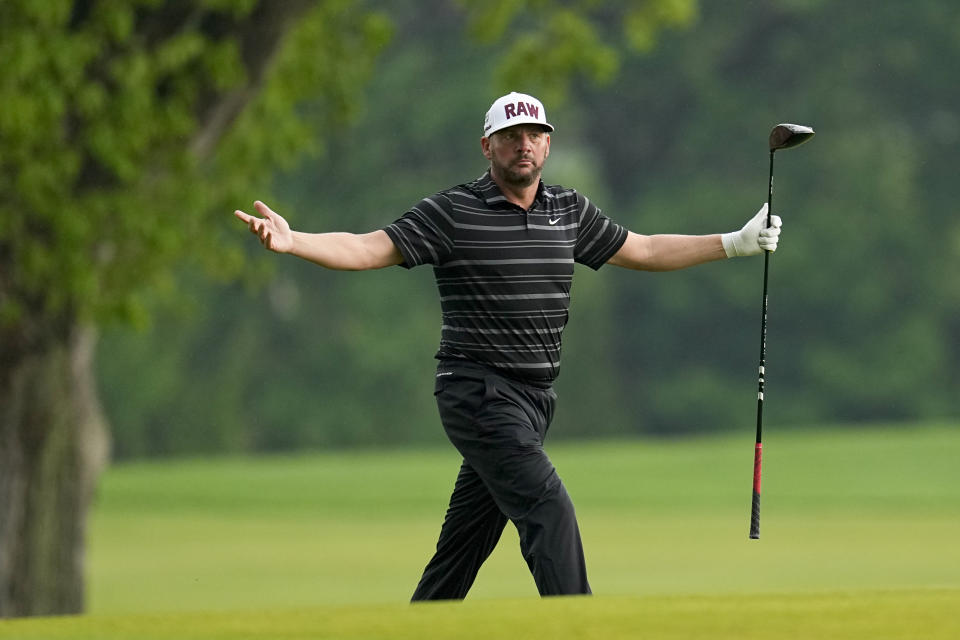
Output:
[411, 360, 591, 600]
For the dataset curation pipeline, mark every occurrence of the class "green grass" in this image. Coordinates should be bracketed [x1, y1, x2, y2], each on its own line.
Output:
[4, 591, 959, 639]
[3, 423, 958, 638]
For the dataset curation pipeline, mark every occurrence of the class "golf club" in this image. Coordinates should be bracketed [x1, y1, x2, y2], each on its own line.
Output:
[750, 123, 814, 540]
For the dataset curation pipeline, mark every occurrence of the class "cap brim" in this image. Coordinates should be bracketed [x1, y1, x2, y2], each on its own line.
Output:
[485, 117, 554, 137]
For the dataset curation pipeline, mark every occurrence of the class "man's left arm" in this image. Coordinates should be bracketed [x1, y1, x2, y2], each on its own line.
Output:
[607, 204, 781, 271]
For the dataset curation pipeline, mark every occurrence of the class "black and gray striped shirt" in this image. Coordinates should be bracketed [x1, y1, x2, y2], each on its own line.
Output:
[383, 171, 627, 384]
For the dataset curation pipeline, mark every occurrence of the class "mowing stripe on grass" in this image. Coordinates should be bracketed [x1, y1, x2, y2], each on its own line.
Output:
[3, 590, 958, 640]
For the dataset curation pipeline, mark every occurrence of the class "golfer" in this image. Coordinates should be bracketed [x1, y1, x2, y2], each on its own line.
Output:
[234, 92, 781, 600]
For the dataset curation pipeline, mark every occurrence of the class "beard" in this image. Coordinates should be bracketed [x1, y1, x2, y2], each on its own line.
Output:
[491, 156, 543, 187]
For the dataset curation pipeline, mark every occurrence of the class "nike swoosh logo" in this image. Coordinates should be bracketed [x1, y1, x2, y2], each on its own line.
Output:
[548, 217, 561, 225]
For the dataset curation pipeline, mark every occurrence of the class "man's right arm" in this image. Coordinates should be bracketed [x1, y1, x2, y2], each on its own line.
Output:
[234, 200, 403, 271]
[288, 229, 402, 270]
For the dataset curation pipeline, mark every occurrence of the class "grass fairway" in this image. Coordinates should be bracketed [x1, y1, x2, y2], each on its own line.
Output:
[3, 590, 959, 639]
[3, 423, 957, 637]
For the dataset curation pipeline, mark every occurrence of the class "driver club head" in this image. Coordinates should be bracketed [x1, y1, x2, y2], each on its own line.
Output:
[769, 124, 815, 151]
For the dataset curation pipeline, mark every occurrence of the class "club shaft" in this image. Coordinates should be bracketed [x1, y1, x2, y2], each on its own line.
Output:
[750, 150, 775, 539]
[756, 257, 769, 446]
[758, 149, 774, 446]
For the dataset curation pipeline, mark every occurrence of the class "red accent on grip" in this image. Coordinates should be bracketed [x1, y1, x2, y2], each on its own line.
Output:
[753, 443, 763, 493]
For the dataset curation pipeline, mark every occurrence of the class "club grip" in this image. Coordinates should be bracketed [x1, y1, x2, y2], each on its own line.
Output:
[749, 443, 762, 539]
[749, 491, 761, 539]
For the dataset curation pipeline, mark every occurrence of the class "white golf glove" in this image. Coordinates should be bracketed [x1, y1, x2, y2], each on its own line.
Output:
[721, 203, 782, 257]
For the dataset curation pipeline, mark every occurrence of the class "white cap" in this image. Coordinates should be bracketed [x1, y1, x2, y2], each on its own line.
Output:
[483, 92, 554, 137]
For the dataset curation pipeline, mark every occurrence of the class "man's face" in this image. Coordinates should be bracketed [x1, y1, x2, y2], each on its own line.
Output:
[481, 124, 551, 188]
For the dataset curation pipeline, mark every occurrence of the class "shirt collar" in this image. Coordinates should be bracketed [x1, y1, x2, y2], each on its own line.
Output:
[471, 170, 546, 210]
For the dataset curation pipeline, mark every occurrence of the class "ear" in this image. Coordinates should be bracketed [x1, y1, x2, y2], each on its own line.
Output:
[544, 134, 550, 159]
[480, 136, 491, 160]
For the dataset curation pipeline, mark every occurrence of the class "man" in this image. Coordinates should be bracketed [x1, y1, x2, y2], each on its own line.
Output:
[234, 91, 781, 601]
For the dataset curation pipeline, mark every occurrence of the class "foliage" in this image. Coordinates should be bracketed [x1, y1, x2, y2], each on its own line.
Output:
[459, 0, 696, 106]
[86, 0, 960, 457]
[579, 0, 960, 432]
[91, 0, 697, 458]
[0, 0, 390, 328]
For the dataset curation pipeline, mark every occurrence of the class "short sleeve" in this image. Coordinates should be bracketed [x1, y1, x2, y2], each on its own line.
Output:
[573, 193, 628, 270]
[382, 194, 455, 269]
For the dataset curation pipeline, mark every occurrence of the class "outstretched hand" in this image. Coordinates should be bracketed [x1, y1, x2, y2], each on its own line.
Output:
[721, 203, 782, 257]
[234, 201, 293, 253]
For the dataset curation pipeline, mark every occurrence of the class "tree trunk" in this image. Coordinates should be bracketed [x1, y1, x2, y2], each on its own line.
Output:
[0, 325, 109, 617]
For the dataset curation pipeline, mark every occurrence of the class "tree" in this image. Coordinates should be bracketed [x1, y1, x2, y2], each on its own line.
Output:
[0, 0, 390, 616]
[0, 0, 697, 617]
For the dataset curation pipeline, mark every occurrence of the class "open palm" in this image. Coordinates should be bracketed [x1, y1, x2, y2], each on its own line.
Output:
[234, 201, 293, 253]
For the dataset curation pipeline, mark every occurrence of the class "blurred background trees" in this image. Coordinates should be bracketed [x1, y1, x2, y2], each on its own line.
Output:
[98, 0, 960, 458]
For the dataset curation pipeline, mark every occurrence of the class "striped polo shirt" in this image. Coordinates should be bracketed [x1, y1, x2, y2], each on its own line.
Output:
[383, 171, 627, 384]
